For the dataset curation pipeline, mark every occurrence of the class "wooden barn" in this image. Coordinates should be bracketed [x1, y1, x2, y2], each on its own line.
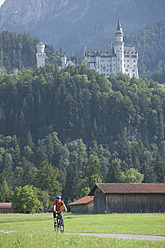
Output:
[89, 183, 165, 214]
[68, 196, 94, 214]
[0, 203, 14, 214]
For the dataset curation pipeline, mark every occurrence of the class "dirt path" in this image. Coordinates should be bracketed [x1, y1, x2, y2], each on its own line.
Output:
[66, 233, 165, 241]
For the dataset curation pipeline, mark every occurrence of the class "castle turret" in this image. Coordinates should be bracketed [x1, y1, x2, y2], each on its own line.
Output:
[62, 55, 67, 68]
[115, 20, 124, 74]
[36, 42, 46, 68]
[115, 20, 124, 43]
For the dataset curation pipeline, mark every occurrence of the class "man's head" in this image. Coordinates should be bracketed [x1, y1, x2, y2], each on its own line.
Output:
[56, 195, 61, 202]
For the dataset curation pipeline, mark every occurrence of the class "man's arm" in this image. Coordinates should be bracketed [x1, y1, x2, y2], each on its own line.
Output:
[54, 204, 56, 212]
[63, 203, 67, 212]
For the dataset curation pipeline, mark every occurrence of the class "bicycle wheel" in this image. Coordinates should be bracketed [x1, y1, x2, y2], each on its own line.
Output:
[54, 221, 57, 232]
[60, 223, 64, 233]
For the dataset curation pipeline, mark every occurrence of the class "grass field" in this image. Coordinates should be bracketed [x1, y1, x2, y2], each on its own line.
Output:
[0, 213, 165, 247]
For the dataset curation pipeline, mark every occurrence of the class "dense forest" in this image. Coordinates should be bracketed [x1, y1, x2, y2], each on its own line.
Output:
[0, 32, 63, 73]
[125, 20, 165, 77]
[0, 64, 165, 211]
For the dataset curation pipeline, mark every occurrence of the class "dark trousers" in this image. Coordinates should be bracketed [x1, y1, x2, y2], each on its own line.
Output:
[53, 212, 63, 224]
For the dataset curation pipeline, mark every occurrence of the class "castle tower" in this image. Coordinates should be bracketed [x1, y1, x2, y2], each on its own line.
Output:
[115, 20, 124, 74]
[62, 55, 67, 68]
[36, 42, 46, 68]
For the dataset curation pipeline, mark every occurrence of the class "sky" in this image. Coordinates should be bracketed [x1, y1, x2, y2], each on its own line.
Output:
[0, 0, 5, 7]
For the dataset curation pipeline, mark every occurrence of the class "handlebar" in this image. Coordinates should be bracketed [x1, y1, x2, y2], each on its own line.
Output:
[55, 210, 67, 214]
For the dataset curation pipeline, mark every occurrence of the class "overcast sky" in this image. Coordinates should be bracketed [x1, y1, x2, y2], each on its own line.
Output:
[0, 0, 5, 7]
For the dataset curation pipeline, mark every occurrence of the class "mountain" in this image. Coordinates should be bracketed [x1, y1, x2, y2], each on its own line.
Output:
[0, 0, 164, 54]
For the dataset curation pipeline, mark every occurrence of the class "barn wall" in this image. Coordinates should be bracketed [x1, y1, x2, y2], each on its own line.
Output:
[105, 193, 165, 213]
[94, 189, 106, 214]
[70, 201, 94, 214]
[0, 208, 14, 214]
[87, 201, 94, 213]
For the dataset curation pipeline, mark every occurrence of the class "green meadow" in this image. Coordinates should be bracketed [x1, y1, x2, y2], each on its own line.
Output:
[0, 213, 165, 248]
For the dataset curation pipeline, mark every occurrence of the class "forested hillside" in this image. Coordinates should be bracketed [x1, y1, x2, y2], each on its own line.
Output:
[125, 20, 165, 77]
[0, 64, 165, 208]
[0, 32, 63, 73]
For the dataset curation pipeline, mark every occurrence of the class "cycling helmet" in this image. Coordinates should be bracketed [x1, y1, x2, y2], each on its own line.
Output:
[56, 195, 61, 199]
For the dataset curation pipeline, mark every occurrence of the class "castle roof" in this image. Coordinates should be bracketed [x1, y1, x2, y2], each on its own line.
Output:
[116, 20, 123, 35]
[124, 46, 138, 57]
[84, 45, 115, 57]
[84, 45, 137, 58]
[117, 20, 122, 31]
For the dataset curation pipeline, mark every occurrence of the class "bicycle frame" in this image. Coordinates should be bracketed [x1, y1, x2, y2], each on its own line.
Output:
[54, 211, 64, 233]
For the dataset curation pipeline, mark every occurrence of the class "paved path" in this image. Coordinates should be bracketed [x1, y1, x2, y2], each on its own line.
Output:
[66, 233, 165, 241]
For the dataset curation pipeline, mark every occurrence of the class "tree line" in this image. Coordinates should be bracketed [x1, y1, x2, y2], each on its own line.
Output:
[0, 64, 165, 212]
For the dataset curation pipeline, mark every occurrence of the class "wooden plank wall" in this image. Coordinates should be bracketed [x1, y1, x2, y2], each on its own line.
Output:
[94, 190, 106, 214]
[70, 201, 94, 214]
[105, 193, 165, 213]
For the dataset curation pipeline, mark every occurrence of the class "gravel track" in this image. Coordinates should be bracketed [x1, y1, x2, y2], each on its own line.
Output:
[66, 233, 165, 241]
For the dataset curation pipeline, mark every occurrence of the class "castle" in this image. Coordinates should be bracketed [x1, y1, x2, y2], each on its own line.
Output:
[83, 21, 139, 79]
[36, 21, 138, 79]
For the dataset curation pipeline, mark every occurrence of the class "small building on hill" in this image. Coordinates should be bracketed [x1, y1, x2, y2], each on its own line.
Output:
[0, 203, 14, 214]
[89, 183, 165, 214]
[68, 196, 94, 214]
[59, 55, 76, 70]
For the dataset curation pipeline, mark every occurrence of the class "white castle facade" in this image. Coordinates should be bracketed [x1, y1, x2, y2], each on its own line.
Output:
[36, 42, 46, 68]
[83, 21, 139, 79]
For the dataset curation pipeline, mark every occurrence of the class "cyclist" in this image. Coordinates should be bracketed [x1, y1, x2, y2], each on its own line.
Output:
[53, 195, 67, 225]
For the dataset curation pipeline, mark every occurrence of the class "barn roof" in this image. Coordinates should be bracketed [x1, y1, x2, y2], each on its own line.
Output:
[89, 183, 165, 195]
[68, 196, 94, 206]
[0, 203, 12, 208]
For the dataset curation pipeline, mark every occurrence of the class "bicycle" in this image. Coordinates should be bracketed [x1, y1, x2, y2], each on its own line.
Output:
[54, 211, 64, 233]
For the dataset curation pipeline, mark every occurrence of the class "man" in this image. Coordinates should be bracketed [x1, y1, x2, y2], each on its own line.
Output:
[53, 195, 67, 225]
